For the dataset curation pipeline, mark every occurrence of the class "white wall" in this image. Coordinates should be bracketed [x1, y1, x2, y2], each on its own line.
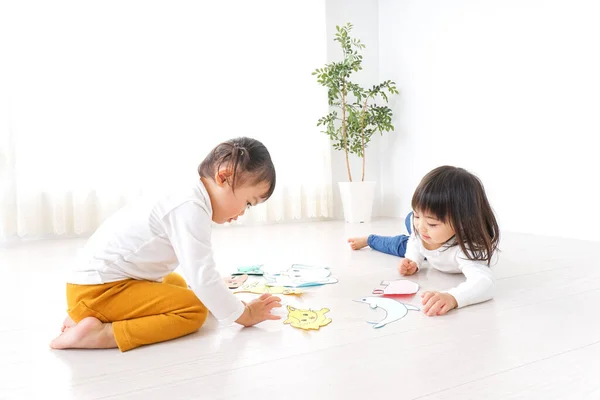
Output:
[378, 0, 600, 241]
[326, 0, 386, 219]
[0, 1, 334, 241]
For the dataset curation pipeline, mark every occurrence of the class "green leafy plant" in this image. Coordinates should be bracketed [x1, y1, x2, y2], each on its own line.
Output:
[313, 23, 398, 182]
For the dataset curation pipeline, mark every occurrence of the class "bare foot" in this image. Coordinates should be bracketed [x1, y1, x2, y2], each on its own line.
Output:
[348, 237, 369, 250]
[50, 317, 117, 349]
[61, 316, 76, 333]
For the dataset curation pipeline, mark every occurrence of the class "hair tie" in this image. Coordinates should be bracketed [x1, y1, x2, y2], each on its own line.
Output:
[233, 143, 245, 156]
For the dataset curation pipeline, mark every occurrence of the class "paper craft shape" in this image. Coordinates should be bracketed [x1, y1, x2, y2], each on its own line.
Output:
[232, 264, 264, 276]
[266, 264, 338, 288]
[283, 306, 332, 330]
[223, 274, 248, 289]
[233, 281, 303, 296]
[353, 297, 419, 329]
[372, 279, 419, 295]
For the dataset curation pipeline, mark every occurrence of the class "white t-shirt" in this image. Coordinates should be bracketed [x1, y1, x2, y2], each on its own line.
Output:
[67, 179, 245, 325]
[404, 233, 497, 308]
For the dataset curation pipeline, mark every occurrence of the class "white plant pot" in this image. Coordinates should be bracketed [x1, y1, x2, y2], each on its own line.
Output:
[338, 181, 376, 223]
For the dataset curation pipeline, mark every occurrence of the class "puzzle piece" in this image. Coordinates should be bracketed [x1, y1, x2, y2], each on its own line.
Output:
[353, 297, 419, 328]
[234, 281, 303, 295]
[372, 279, 419, 295]
[223, 274, 248, 289]
[266, 264, 338, 288]
[232, 264, 264, 276]
[283, 306, 332, 330]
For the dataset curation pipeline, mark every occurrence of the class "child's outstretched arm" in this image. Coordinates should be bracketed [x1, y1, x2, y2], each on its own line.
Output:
[445, 255, 495, 309]
[235, 294, 282, 327]
[421, 252, 494, 316]
[165, 201, 281, 326]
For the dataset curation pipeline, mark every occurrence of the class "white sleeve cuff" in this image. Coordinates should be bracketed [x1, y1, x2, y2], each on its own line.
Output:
[191, 280, 246, 325]
[215, 299, 246, 326]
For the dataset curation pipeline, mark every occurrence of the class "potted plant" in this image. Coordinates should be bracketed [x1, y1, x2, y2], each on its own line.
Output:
[313, 23, 398, 223]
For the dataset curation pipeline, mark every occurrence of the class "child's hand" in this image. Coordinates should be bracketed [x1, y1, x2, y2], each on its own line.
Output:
[236, 293, 282, 327]
[398, 258, 418, 276]
[420, 291, 457, 316]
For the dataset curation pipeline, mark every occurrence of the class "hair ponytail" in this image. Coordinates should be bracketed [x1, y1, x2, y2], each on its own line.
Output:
[198, 137, 276, 200]
[227, 142, 251, 190]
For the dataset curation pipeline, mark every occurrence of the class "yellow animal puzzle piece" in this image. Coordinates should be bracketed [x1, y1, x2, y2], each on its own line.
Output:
[234, 281, 303, 296]
[283, 306, 332, 330]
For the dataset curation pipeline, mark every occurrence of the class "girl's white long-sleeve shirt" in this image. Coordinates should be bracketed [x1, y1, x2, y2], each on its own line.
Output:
[404, 233, 496, 308]
[66, 180, 245, 325]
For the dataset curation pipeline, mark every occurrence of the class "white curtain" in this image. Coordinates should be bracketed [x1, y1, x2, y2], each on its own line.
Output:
[0, 1, 333, 243]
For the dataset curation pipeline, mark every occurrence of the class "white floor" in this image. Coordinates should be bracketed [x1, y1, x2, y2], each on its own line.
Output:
[1, 218, 599, 399]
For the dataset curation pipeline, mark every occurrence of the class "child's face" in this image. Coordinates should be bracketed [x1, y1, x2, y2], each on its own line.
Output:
[413, 210, 455, 249]
[209, 172, 270, 224]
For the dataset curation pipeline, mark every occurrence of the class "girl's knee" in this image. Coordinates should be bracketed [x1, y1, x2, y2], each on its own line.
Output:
[188, 303, 209, 331]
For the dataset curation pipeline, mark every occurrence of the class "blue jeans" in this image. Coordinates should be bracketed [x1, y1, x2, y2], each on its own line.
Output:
[367, 212, 413, 257]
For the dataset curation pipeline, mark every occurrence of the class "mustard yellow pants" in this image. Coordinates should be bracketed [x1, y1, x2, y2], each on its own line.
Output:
[66, 273, 208, 352]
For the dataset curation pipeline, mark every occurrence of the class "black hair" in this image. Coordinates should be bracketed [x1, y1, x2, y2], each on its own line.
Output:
[411, 165, 500, 265]
[198, 137, 276, 200]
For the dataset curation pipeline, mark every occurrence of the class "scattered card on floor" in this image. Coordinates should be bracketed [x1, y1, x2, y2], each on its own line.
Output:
[223, 274, 248, 289]
[283, 305, 332, 330]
